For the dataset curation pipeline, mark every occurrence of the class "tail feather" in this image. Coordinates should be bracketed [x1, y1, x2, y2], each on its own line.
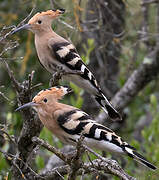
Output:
[95, 93, 121, 120]
[124, 146, 157, 170]
[133, 151, 157, 170]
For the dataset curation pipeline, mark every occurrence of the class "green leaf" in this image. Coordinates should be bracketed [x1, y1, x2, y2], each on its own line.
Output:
[150, 94, 157, 111]
[75, 96, 83, 109]
[40, 127, 53, 145]
[35, 155, 45, 170]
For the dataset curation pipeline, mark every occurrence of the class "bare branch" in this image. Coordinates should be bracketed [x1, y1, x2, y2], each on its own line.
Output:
[96, 49, 159, 123]
[32, 137, 70, 164]
[3, 60, 22, 92]
[68, 135, 85, 180]
[17, 7, 35, 27]
[141, 0, 150, 47]
[1, 66, 44, 179]
[0, 129, 17, 146]
[0, 148, 39, 180]
[58, 19, 77, 30]
[32, 137, 136, 180]
[156, 1, 159, 46]
[82, 159, 136, 180]
[141, 0, 159, 6]
[0, 91, 12, 103]
[50, 0, 55, 9]
[39, 165, 70, 180]
[0, 25, 16, 42]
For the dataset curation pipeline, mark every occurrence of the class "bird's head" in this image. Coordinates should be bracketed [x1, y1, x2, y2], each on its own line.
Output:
[15, 86, 72, 112]
[11, 9, 65, 34]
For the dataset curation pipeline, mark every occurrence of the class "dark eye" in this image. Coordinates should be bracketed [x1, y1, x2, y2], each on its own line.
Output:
[38, 20, 42, 24]
[43, 98, 47, 103]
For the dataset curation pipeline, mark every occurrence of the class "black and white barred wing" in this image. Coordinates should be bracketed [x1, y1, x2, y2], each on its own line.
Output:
[56, 109, 156, 170]
[49, 40, 100, 92]
[57, 109, 128, 153]
[49, 39, 121, 120]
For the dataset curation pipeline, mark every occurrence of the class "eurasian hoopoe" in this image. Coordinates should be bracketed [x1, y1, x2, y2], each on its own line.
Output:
[12, 9, 121, 121]
[16, 86, 157, 170]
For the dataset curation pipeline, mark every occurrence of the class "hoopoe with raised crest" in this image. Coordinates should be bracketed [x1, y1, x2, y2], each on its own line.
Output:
[11, 9, 121, 121]
[16, 86, 157, 170]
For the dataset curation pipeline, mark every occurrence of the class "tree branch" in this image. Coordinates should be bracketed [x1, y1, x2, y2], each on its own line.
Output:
[96, 0, 159, 123]
[96, 48, 159, 123]
[2, 60, 43, 179]
[32, 136, 136, 180]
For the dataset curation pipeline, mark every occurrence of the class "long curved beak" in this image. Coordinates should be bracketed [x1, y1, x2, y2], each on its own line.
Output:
[11, 24, 31, 35]
[15, 102, 37, 111]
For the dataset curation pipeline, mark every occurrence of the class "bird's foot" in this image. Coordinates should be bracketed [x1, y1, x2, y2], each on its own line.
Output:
[49, 65, 84, 87]
[49, 66, 65, 87]
[49, 72, 62, 87]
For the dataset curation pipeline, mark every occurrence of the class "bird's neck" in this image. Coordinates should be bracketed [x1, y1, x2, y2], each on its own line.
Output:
[34, 26, 58, 37]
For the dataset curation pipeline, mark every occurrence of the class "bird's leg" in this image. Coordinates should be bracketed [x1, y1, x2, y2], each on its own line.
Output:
[49, 65, 84, 87]
[49, 66, 65, 87]
[49, 72, 61, 87]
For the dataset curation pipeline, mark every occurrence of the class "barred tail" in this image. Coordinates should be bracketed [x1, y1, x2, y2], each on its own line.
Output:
[95, 92, 121, 120]
[124, 146, 157, 170]
[133, 151, 157, 170]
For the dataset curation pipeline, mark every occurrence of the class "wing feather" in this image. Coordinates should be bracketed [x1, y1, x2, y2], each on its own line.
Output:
[49, 40, 99, 90]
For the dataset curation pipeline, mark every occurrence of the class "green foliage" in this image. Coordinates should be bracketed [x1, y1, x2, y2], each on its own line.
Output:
[81, 39, 95, 64]
[0, 153, 9, 177]
[39, 127, 54, 146]
[123, 94, 159, 179]
[35, 155, 45, 171]
[69, 82, 83, 109]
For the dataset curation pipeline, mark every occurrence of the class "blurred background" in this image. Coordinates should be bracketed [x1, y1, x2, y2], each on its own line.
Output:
[0, 0, 159, 179]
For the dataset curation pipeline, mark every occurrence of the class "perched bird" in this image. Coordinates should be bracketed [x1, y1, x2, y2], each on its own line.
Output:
[11, 9, 121, 121]
[16, 86, 157, 170]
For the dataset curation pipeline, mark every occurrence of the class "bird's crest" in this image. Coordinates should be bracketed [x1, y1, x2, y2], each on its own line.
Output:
[33, 86, 72, 102]
[28, 9, 65, 24]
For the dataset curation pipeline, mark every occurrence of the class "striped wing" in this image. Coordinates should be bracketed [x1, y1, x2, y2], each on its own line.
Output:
[50, 41, 99, 90]
[49, 40, 121, 120]
[56, 109, 127, 152]
[56, 109, 156, 170]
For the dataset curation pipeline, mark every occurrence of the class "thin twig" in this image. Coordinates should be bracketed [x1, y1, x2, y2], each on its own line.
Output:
[0, 41, 19, 57]
[0, 149, 27, 180]
[0, 26, 16, 42]
[0, 129, 17, 146]
[17, 7, 35, 27]
[3, 60, 22, 92]
[141, 0, 150, 47]
[55, 170, 65, 180]
[0, 91, 12, 103]
[156, 1, 159, 47]
[85, 149, 94, 167]
[141, 0, 158, 5]
[68, 135, 85, 180]
[50, 0, 55, 9]
[0, 57, 23, 61]
[30, 83, 43, 91]
[32, 137, 70, 164]
[58, 19, 77, 30]
[32, 137, 136, 180]
[83, 145, 104, 160]
[39, 165, 70, 179]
